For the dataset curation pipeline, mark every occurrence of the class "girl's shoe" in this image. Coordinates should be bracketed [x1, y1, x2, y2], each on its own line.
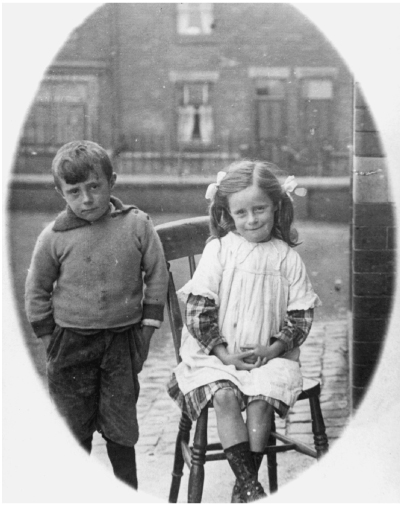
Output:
[231, 480, 242, 503]
[224, 442, 266, 503]
[231, 451, 265, 503]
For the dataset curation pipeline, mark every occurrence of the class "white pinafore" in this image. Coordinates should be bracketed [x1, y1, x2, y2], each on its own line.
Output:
[173, 232, 321, 409]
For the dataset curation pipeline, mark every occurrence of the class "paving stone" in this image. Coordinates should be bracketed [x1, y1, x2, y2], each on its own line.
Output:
[325, 427, 346, 438]
[289, 412, 313, 423]
[290, 399, 310, 411]
[325, 417, 350, 427]
[137, 435, 160, 446]
[284, 433, 314, 445]
[287, 422, 313, 434]
[321, 408, 350, 419]
[275, 419, 287, 430]
[152, 400, 177, 410]
[320, 399, 349, 410]
[320, 392, 348, 403]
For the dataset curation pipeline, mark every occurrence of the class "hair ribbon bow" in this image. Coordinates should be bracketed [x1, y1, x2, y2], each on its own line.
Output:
[205, 171, 227, 200]
[282, 175, 299, 201]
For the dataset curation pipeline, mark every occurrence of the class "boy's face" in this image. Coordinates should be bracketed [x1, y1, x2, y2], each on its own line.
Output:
[57, 166, 117, 222]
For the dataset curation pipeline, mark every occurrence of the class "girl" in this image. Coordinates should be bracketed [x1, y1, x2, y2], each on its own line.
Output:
[167, 160, 321, 503]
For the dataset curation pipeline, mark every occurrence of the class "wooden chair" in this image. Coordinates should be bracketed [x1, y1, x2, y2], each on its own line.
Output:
[155, 216, 329, 503]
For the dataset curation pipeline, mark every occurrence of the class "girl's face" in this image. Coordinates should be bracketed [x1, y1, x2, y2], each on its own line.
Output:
[228, 184, 277, 243]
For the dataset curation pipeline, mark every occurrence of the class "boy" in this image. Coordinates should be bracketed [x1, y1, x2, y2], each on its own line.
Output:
[25, 140, 169, 490]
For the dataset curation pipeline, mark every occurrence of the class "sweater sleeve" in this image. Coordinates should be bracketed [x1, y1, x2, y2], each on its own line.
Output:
[185, 294, 227, 354]
[25, 224, 60, 337]
[139, 214, 169, 322]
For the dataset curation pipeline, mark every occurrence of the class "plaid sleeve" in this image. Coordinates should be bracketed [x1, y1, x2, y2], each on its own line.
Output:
[275, 308, 314, 352]
[185, 294, 227, 354]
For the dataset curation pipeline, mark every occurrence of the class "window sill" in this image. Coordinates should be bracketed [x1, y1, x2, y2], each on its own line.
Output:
[178, 143, 216, 153]
[175, 34, 218, 45]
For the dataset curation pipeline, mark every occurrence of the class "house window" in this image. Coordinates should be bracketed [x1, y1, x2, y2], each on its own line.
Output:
[300, 78, 333, 142]
[20, 76, 98, 148]
[177, 3, 213, 35]
[23, 102, 86, 146]
[254, 79, 286, 164]
[177, 82, 213, 145]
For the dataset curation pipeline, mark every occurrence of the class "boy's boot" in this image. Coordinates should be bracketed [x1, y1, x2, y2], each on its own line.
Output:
[231, 451, 265, 503]
[105, 438, 138, 490]
[224, 442, 266, 503]
[79, 435, 93, 454]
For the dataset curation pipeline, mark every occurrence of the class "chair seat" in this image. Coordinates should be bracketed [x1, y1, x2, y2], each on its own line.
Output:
[298, 377, 321, 400]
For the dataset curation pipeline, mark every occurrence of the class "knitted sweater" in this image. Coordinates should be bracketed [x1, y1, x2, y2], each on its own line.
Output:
[25, 197, 169, 337]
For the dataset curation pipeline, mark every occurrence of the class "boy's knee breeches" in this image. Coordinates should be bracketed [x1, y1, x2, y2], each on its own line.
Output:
[46, 324, 144, 447]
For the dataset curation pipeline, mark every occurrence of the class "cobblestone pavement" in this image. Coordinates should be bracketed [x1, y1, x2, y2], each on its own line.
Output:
[91, 318, 350, 502]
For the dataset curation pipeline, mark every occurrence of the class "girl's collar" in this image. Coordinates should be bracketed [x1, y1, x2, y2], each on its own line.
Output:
[230, 230, 274, 245]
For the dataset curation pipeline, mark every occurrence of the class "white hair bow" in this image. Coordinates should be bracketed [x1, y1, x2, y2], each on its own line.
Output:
[205, 171, 227, 200]
[282, 175, 300, 201]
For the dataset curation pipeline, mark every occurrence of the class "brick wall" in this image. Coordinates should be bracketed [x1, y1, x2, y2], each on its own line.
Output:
[14, 4, 353, 177]
[351, 84, 396, 408]
[109, 4, 353, 159]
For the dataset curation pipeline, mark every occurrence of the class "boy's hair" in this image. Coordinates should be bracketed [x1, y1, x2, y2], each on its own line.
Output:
[209, 160, 299, 247]
[52, 140, 113, 191]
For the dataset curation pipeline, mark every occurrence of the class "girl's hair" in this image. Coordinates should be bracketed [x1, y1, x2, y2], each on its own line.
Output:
[52, 140, 113, 190]
[208, 160, 299, 247]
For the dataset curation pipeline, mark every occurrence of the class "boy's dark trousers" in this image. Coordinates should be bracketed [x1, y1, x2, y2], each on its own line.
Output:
[46, 324, 147, 489]
[81, 434, 138, 489]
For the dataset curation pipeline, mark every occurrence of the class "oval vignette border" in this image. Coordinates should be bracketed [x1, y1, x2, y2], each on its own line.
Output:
[2, 3, 399, 504]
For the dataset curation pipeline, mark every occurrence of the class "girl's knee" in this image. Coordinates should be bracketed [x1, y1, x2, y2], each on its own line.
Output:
[213, 388, 239, 413]
[248, 399, 273, 417]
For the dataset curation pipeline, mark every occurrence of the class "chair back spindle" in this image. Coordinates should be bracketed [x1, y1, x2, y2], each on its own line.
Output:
[156, 217, 211, 366]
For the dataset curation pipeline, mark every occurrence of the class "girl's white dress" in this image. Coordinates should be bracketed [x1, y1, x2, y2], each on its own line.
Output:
[173, 232, 321, 410]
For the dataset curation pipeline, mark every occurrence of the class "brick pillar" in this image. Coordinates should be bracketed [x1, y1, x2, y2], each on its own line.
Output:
[351, 83, 396, 409]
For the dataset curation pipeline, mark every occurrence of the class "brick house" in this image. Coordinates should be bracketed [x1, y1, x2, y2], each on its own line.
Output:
[16, 3, 353, 176]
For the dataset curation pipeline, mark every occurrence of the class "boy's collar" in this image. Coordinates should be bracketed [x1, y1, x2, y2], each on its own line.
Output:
[53, 196, 138, 232]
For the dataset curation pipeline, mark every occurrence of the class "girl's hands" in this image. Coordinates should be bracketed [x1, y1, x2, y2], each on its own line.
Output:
[242, 345, 270, 366]
[221, 351, 260, 371]
[212, 345, 260, 371]
[242, 340, 287, 367]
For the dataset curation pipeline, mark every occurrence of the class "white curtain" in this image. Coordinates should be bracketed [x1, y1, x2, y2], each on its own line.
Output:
[178, 106, 195, 143]
[199, 105, 213, 144]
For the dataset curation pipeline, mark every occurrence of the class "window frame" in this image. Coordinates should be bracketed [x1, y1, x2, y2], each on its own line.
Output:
[176, 3, 214, 36]
[298, 76, 335, 146]
[20, 74, 99, 151]
[170, 71, 219, 151]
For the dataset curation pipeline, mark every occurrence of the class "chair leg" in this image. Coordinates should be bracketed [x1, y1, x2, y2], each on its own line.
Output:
[309, 394, 329, 458]
[169, 413, 192, 503]
[188, 406, 208, 503]
[266, 411, 278, 494]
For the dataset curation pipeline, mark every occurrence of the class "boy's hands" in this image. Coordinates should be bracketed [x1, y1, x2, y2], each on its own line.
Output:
[139, 325, 155, 363]
[40, 334, 53, 351]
